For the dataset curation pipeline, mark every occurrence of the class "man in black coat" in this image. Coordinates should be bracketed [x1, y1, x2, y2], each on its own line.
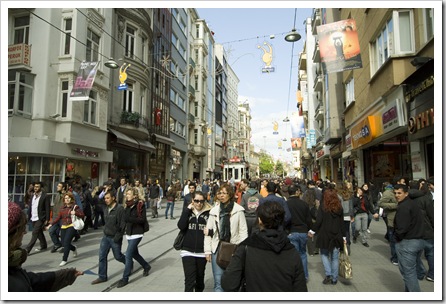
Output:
[287, 184, 313, 281]
[393, 184, 425, 292]
[25, 182, 51, 254]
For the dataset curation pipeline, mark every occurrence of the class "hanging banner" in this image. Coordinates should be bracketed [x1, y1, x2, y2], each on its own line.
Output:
[257, 41, 275, 73]
[291, 137, 302, 151]
[70, 61, 99, 100]
[317, 19, 362, 74]
[154, 108, 162, 126]
[290, 112, 306, 138]
[273, 121, 279, 135]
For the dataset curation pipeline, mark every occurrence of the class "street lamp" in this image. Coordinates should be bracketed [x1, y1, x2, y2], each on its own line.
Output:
[104, 58, 120, 69]
[284, 28, 301, 42]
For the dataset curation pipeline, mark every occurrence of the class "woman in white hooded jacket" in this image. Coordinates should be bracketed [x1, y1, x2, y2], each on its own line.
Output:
[204, 183, 248, 292]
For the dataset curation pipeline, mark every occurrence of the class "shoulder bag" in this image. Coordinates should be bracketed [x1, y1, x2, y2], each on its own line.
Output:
[71, 205, 85, 231]
[339, 243, 352, 279]
[215, 221, 237, 269]
[173, 230, 186, 250]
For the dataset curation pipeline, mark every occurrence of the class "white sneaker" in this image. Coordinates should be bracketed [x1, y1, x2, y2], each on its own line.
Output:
[367, 229, 371, 234]
[73, 246, 78, 257]
[59, 261, 68, 267]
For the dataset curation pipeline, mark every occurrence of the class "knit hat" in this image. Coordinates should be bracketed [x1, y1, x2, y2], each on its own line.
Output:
[8, 202, 23, 233]
[385, 184, 394, 190]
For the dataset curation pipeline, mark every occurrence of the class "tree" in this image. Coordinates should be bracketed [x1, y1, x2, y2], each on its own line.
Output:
[259, 152, 274, 177]
[275, 161, 285, 177]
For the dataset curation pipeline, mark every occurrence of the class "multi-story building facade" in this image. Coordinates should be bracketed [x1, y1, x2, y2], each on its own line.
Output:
[107, 8, 155, 185]
[188, 17, 215, 181]
[301, 7, 435, 186]
[169, 8, 189, 184]
[8, 8, 114, 203]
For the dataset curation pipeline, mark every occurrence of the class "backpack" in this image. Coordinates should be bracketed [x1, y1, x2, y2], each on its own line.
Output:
[246, 196, 260, 214]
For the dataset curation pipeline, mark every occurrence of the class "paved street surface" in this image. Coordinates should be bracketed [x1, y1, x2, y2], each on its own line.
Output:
[13, 199, 437, 301]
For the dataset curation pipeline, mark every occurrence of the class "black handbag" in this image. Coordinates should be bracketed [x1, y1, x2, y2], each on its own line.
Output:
[173, 230, 186, 250]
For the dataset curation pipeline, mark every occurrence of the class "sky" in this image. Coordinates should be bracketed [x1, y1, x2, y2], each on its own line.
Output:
[197, 7, 313, 163]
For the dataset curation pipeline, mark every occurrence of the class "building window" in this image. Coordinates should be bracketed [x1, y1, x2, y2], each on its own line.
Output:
[177, 122, 185, 137]
[14, 15, 30, 44]
[179, 18, 186, 34]
[141, 36, 147, 64]
[86, 29, 100, 62]
[170, 117, 175, 132]
[170, 88, 177, 103]
[126, 25, 136, 59]
[8, 70, 33, 116]
[63, 18, 72, 55]
[345, 78, 355, 107]
[179, 44, 186, 59]
[178, 95, 185, 110]
[83, 90, 97, 124]
[194, 102, 198, 117]
[370, 9, 415, 75]
[61, 80, 69, 117]
[123, 83, 134, 112]
[196, 24, 200, 38]
[423, 8, 434, 42]
[194, 129, 198, 145]
[172, 33, 178, 49]
[140, 85, 146, 115]
[172, 8, 178, 20]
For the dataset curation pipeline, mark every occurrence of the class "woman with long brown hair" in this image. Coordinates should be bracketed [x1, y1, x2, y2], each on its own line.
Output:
[309, 185, 346, 285]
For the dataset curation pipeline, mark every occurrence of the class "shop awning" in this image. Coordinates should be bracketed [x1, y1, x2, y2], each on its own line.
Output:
[136, 139, 156, 152]
[109, 128, 139, 149]
[153, 134, 175, 146]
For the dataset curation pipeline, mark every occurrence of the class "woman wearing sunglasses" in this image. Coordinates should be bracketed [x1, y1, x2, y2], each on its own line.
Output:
[204, 183, 248, 292]
[177, 191, 212, 292]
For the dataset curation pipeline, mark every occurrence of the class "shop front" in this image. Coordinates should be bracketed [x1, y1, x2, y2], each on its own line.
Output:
[350, 87, 410, 186]
[150, 133, 175, 189]
[314, 145, 330, 181]
[403, 59, 434, 179]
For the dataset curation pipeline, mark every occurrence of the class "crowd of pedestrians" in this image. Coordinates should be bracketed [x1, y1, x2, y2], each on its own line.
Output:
[9, 174, 434, 293]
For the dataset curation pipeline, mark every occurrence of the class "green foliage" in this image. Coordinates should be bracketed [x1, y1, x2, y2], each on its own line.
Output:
[259, 152, 274, 176]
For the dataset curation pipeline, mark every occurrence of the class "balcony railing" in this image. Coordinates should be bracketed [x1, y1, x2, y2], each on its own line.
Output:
[120, 111, 149, 129]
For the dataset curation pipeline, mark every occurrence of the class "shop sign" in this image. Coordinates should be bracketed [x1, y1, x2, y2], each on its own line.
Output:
[405, 75, 434, 102]
[345, 133, 352, 149]
[8, 43, 31, 66]
[316, 145, 330, 160]
[408, 108, 434, 134]
[382, 98, 405, 133]
[72, 148, 98, 158]
[350, 116, 379, 149]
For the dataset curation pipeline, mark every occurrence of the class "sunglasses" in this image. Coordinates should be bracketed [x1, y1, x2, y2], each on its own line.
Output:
[193, 199, 205, 204]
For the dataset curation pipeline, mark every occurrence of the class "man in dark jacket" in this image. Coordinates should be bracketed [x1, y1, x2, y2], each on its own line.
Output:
[393, 184, 425, 292]
[259, 182, 292, 228]
[149, 181, 161, 218]
[182, 182, 196, 210]
[409, 179, 434, 282]
[287, 184, 313, 281]
[91, 191, 126, 285]
[241, 180, 262, 235]
[25, 182, 51, 254]
[221, 201, 307, 292]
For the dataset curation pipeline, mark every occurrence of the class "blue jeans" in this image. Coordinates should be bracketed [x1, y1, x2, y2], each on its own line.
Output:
[165, 201, 175, 218]
[387, 227, 398, 263]
[49, 222, 62, 247]
[395, 238, 424, 292]
[211, 251, 225, 292]
[354, 213, 368, 244]
[98, 235, 126, 281]
[288, 232, 309, 280]
[417, 239, 434, 279]
[122, 237, 150, 282]
[60, 226, 76, 262]
[320, 247, 340, 282]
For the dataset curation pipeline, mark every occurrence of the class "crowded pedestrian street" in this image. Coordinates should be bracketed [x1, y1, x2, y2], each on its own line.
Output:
[15, 198, 435, 300]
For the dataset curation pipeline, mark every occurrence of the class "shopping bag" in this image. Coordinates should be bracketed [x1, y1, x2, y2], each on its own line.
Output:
[339, 243, 352, 279]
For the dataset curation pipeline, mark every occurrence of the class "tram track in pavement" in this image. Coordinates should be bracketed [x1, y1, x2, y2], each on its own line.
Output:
[96, 226, 179, 292]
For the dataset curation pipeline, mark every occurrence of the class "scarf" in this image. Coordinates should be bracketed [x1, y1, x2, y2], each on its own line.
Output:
[126, 200, 144, 218]
[219, 201, 234, 242]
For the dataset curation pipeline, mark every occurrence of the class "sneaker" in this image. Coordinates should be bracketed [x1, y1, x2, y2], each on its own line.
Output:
[165, 217, 168, 219]
[353, 237, 357, 244]
[322, 276, 332, 285]
[391, 261, 399, 266]
[331, 280, 338, 285]
[367, 229, 371, 234]
[73, 246, 78, 257]
[59, 261, 68, 267]
[116, 280, 128, 288]
[426, 276, 434, 282]
[362, 242, 370, 247]
[170, 217, 176, 220]
[35, 247, 47, 252]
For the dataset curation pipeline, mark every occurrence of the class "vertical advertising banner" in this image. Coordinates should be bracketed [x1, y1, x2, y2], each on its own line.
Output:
[317, 19, 362, 74]
[70, 61, 99, 100]
[290, 112, 306, 138]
